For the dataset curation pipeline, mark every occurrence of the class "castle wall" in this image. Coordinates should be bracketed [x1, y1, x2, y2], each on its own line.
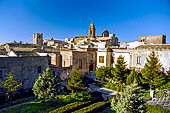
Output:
[139, 35, 166, 44]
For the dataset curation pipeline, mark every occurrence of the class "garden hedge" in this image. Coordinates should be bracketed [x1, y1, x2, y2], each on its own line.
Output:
[50, 101, 94, 113]
[72, 101, 110, 113]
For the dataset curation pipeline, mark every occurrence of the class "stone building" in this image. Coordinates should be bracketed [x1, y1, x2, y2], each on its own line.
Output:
[96, 47, 130, 68]
[72, 48, 97, 75]
[111, 48, 131, 68]
[96, 48, 112, 68]
[2, 42, 62, 67]
[139, 35, 166, 44]
[0, 42, 66, 94]
[96, 32, 118, 47]
[96, 43, 170, 72]
[43, 38, 67, 47]
[67, 22, 119, 49]
[0, 56, 49, 93]
[130, 44, 170, 71]
[60, 49, 73, 67]
[33, 33, 43, 45]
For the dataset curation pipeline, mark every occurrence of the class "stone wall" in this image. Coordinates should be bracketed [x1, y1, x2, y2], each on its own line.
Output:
[139, 35, 166, 44]
[33, 33, 43, 45]
[72, 51, 88, 74]
[0, 56, 49, 91]
[72, 50, 96, 75]
[60, 50, 72, 68]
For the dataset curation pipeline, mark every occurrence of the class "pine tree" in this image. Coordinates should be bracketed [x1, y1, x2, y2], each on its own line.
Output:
[111, 55, 128, 91]
[32, 66, 58, 99]
[111, 82, 144, 113]
[126, 68, 141, 85]
[142, 51, 165, 97]
[2, 72, 22, 104]
[67, 68, 86, 93]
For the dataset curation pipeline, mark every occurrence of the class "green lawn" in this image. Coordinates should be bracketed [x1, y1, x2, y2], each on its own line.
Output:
[0, 96, 35, 109]
[1, 92, 96, 113]
[1, 98, 66, 113]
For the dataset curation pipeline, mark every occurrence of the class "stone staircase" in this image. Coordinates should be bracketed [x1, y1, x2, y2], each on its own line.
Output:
[146, 95, 170, 109]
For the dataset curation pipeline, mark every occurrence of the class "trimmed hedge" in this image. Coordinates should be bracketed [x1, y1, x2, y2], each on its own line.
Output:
[145, 104, 170, 113]
[49, 101, 91, 113]
[72, 101, 110, 113]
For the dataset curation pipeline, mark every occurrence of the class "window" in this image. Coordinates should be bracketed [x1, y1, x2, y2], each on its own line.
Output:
[37, 35, 40, 38]
[137, 56, 141, 64]
[38, 66, 41, 73]
[0, 70, 2, 78]
[111, 57, 115, 64]
[79, 59, 82, 69]
[99, 56, 104, 63]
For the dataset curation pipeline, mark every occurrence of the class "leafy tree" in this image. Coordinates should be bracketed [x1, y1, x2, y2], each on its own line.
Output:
[1, 72, 22, 104]
[111, 82, 145, 113]
[95, 66, 113, 82]
[32, 66, 58, 99]
[142, 51, 165, 97]
[67, 68, 86, 93]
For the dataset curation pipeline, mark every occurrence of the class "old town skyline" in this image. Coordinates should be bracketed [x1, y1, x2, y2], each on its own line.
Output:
[0, 0, 170, 44]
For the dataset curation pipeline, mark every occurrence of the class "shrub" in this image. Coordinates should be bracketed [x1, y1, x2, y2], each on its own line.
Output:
[49, 101, 91, 113]
[111, 82, 145, 113]
[72, 101, 110, 113]
[104, 83, 118, 91]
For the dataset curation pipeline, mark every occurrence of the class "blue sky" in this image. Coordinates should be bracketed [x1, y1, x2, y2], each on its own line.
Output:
[0, 0, 170, 44]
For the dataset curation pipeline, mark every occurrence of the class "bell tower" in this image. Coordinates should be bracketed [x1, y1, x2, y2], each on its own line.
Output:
[88, 22, 95, 38]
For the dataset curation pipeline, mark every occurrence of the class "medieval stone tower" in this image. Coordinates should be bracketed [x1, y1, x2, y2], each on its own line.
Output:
[33, 33, 43, 45]
[88, 22, 95, 38]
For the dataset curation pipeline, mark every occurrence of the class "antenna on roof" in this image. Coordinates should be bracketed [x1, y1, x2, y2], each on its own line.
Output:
[113, 24, 116, 33]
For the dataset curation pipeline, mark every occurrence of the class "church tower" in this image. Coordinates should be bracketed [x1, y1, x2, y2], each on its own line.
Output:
[88, 22, 95, 38]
